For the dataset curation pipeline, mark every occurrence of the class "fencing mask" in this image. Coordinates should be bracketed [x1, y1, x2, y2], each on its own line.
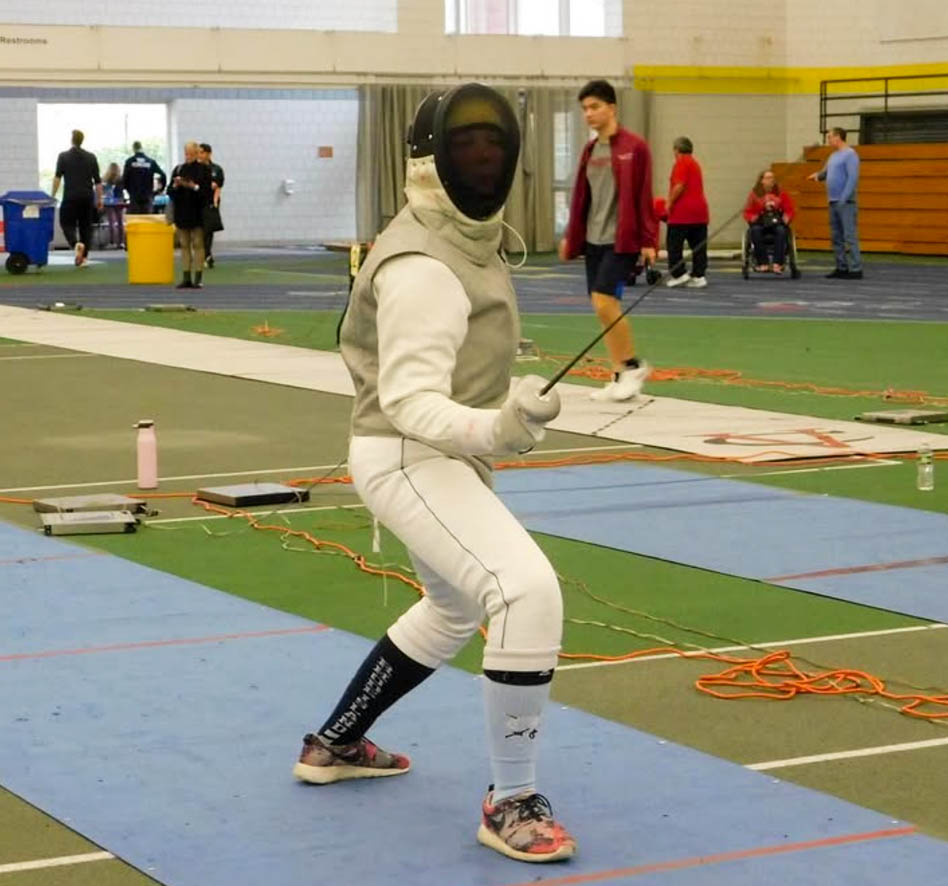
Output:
[408, 83, 520, 221]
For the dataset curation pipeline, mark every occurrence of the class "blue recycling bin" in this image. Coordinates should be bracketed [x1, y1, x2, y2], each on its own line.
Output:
[0, 191, 58, 274]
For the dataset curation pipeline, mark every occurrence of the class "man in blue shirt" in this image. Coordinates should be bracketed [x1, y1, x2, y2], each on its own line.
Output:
[808, 127, 862, 279]
[123, 141, 166, 215]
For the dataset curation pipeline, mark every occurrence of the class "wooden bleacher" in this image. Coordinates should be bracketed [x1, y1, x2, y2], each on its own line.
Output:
[772, 143, 948, 256]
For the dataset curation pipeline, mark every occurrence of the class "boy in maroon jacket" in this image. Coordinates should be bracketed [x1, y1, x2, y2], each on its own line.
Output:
[558, 79, 657, 402]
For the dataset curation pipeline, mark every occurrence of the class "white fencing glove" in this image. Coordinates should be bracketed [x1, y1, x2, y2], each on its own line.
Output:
[493, 375, 561, 454]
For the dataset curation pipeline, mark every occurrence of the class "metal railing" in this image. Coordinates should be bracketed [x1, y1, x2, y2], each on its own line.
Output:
[819, 72, 948, 141]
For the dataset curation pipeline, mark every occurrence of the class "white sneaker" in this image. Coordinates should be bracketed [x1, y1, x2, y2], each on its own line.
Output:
[74, 242, 85, 266]
[666, 273, 691, 288]
[685, 276, 707, 288]
[590, 380, 619, 401]
[609, 360, 651, 400]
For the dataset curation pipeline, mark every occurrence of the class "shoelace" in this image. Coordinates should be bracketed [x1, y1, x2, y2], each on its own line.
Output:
[513, 793, 553, 823]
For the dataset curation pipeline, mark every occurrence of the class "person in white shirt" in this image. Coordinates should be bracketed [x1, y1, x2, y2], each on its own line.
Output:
[291, 83, 576, 864]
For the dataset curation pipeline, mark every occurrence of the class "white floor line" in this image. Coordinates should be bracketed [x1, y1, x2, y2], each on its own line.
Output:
[747, 737, 948, 771]
[0, 445, 640, 495]
[720, 458, 902, 479]
[148, 502, 367, 525]
[556, 623, 948, 671]
[0, 851, 114, 875]
[0, 464, 349, 494]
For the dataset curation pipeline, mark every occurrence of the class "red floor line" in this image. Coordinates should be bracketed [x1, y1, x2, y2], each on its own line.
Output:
[768, 555, 948, 582]
[0, 625, 330, 662]
[498, 826, 918, 886]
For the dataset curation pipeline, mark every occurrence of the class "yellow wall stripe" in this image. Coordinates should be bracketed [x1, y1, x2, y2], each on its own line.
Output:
[633, 63, 948, 95]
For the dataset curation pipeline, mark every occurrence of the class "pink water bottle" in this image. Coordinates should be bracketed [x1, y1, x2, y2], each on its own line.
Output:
[135, 419, 158, 489]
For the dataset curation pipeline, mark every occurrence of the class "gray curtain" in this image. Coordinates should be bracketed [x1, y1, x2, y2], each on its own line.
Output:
[356, 84, 430, 240]
[502, 87, 556, 256]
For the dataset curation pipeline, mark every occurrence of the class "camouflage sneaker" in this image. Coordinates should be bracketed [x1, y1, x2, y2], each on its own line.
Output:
[477, 788, 576, 862]
[292, 733, 411, 785]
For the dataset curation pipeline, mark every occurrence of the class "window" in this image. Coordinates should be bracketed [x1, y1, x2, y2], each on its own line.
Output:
[554, 190, 570, 238]
[552, 109, 574, 236]
[517, 0, 560, 36]
[569, 0, 606, 37]
[553, 109, 573, 183]
[445, 0, 616, 36]
[37, 103, 168, 196]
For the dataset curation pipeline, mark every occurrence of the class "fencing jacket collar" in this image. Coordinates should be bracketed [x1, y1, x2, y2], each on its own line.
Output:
[403, 155, 503, 267]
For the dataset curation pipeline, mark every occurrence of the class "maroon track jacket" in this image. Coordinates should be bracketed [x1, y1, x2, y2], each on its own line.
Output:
[562, 127, 657, 258]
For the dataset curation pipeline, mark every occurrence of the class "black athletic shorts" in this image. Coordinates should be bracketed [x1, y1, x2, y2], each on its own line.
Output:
[584, 242, 640, 299]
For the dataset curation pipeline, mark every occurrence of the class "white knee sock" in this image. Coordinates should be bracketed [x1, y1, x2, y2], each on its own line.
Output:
[482, 676, 552, 803]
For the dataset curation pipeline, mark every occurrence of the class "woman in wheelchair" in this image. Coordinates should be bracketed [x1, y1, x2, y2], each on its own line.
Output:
[742, 170, 796, 274]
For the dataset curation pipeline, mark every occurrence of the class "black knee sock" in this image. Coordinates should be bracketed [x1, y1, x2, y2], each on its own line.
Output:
[318, 634, 434, 746]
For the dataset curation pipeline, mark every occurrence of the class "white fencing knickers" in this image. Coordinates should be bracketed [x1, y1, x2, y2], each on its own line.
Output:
[349, 436, 563, 674]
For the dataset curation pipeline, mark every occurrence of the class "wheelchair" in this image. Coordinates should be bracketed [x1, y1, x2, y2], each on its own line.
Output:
[741, 220, 801, 279]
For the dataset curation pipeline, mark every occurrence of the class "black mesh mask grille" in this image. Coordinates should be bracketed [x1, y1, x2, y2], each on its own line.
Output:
[407, 84, 520, 221]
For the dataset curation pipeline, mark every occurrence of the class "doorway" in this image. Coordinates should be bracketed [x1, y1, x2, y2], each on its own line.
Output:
[37, 103, 169, 193]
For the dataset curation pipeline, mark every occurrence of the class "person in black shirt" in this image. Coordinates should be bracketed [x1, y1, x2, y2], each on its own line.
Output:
[122, 141, 167, 215]
[51, 129, 102, 267]
[168, 141, 212, 289]
[198, 143, 225, 268]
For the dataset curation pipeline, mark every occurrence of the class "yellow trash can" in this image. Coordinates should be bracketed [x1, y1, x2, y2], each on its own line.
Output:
[126, 217, 175, 284]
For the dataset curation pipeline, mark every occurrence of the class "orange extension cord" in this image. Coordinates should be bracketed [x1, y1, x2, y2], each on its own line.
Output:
[3, 366, 947, 721]
[172, 494, 948, 723]
[2, 439, 946, 510]
[558, 646, 948, 721]
[4, 485, 946, 721]
[544, 351, 948, 407]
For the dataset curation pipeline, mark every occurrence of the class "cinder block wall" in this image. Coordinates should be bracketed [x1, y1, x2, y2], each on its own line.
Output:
[171, 94, 358, 245]
[648, 96, 789, 246]
[0, 89, 357, 246]
[1, 0, 942, 249]
[0, 99, 39, 200]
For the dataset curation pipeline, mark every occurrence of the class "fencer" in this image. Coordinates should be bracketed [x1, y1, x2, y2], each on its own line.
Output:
[292, 82, 576, 863]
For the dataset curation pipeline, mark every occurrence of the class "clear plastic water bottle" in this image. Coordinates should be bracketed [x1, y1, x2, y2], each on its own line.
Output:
[916, 443, 934, 492]
[135, 419, 158, 489]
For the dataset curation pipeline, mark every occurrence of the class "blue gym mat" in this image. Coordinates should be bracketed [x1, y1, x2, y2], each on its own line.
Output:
[2, 519, 947, 886]
[495, 463, 948, 624]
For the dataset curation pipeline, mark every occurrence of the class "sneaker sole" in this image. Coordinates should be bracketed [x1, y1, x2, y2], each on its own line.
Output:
[476, 823, 576, 862]
[589, 390, 614, 401]
[603, 389, 643, 402]
[292, 759, 410, 784]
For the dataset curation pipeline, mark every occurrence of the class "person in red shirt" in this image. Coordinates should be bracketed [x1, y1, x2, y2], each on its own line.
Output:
[558, 79, 657, 402]
[651, 196, 667, 247]
[665, 136, 710, 288]
[742, 169, 795, 274]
